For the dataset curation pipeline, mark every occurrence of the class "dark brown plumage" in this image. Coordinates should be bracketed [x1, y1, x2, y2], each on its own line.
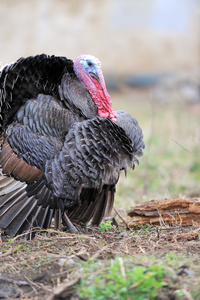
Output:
[0, 54, 144, 237]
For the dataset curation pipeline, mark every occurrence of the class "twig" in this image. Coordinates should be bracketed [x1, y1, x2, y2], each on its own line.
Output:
[157, 209, 168, 227]
[174, 211, 183, 227]
[0, 246, 19, 258]
[113, 206, 130, 230]
[156, 227, 160, 239]
[52, 268, 76, 277]
[24, 275, 51, 292]
[75, 248, 88, 261]
[181, 289, 194, 300]
[47, 277, 80, 300]
[13, 228, 79, 240]
[118, 257, 126, 278]
[23, 276, 38, 295]
[89, 245, 109, 261]
[0, 276, 29, 286]
[172, 139, 199, 159]
[13, 229, 93, 240]
[124, 243, 129, 254]
[158, 226, 182, 231]
[138, 246, 146, 254]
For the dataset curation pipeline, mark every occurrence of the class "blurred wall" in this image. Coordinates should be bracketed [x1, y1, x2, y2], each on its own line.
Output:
[0, 0, 199, 74]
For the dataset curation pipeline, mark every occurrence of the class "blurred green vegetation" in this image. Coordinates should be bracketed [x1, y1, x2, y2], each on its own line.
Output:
[111, 90, 200, 210]
[75, 253, 200, 299]
[78, 258, 166, 300]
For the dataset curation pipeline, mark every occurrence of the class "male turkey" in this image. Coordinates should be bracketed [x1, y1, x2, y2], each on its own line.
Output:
[0, 54, 144, 237]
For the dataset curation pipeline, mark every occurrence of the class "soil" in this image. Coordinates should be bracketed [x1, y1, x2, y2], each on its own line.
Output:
[0, 222, 200, 299]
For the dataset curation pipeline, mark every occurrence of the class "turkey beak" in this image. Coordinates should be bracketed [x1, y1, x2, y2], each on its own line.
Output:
[89, 71, 100, 82]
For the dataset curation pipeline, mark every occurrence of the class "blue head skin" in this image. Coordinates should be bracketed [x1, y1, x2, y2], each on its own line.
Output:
[74, 54, 101, 81]
[73, 54, 116, 120]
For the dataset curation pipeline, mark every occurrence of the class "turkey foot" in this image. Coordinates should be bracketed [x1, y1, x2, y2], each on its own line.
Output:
[63, 212, 79, 234]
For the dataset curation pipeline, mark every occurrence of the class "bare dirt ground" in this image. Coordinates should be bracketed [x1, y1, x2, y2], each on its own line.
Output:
[0, 221, 200, 299]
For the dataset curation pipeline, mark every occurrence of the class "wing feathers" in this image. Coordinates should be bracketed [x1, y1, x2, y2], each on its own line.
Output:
[91, 186, 109, 226]
[1, 140, 44, 183]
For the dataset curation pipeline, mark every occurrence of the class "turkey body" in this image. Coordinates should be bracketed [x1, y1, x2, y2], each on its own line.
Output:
[0, 54, 144, 237]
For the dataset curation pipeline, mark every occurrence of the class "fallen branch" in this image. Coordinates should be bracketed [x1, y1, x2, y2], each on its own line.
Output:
[127, 198, 200, 227]
[163, 228, 200, 242]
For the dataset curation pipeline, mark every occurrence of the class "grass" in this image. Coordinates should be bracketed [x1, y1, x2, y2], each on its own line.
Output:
[77, 258, 166, 300]
[113, 89, 200, 209]
[1, 219, 200, 298]
[98, 220, 116, 232]
[74, 239, 200, 299]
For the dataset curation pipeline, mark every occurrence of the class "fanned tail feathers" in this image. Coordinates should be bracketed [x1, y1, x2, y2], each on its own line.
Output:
[0, 172, 55, 238]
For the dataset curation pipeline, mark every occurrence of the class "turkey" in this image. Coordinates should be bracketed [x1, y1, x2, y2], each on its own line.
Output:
[0, 54, 144, 238]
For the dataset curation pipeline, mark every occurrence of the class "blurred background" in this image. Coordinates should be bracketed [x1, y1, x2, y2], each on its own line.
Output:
[1, 0, 200, 210]
[0, 0, 199, 73]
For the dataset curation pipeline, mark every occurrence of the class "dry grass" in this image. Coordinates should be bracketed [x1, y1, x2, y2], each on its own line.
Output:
[0, 224, 200, 299]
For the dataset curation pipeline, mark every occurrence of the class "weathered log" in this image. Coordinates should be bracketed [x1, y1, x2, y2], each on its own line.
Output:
[127, 198, 200, 227]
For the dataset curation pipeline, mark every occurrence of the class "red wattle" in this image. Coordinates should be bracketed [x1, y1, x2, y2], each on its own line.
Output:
[73, 55, 116, 121]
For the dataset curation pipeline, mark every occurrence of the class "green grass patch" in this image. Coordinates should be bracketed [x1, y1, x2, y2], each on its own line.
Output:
[77, 258, 167, 300]
[113, 97, 200, 208]
[98, 221, 116, 232]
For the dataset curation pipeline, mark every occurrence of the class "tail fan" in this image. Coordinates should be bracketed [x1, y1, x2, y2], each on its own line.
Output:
[0, 172, 55, 238]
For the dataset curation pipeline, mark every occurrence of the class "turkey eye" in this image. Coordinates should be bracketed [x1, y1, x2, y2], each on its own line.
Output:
[87, 61, 92, 66]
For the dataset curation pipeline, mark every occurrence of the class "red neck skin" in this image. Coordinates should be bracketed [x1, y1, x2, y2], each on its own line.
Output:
[74, 59, 116, 121]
